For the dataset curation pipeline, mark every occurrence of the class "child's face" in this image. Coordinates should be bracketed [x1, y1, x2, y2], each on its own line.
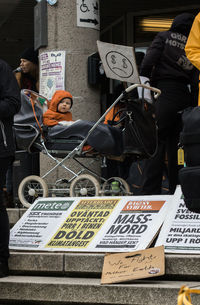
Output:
[58, 98, 71, 113]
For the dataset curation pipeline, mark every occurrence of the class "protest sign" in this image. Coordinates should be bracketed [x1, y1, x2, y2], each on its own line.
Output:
[10, 195, 171, 252]
[101, 245, 165, 284]
[10, 199, 75, 249]
[46, 198, 119, 249]
[97, 40, 140, 84]
[156, 186, 200, 253]
[95, 196, 171, 251]
[39, 50, 66, 100]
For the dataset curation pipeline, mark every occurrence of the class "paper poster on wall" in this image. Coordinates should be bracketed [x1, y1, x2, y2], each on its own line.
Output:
[10, 195, 172, 252]
[39, 50, 66, 100]
[155, 186, 200, 253]
[97, 40, 140, 84]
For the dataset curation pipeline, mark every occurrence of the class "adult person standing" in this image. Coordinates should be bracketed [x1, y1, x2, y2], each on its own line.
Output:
[0, 58, 21, 277]
[3, 47, 39, 208]
[16, 46, 39, 92]
[140, 13, 198, 195]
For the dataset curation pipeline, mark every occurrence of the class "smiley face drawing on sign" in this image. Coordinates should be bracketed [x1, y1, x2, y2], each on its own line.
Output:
[106, 51, 134, 79]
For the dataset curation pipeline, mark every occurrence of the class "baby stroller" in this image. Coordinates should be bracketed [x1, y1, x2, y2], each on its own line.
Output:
[14, 84, 160, 208]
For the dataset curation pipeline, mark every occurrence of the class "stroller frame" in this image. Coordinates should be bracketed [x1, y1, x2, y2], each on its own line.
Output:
[16, 84, 161, 208]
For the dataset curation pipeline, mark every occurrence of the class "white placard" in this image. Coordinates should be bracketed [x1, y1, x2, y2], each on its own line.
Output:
[156, 186, 200, 253]
[39, 50, 66, 100]
[95, 196, 171, 251]
[77, 0, 100, 30]
[10, 195, 171, 253]
[97, 40, 140, 84]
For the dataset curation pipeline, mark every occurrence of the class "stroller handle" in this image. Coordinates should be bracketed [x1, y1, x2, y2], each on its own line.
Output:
[125, 83, 161, 99]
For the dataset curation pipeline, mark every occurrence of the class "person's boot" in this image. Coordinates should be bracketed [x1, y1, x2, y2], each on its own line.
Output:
[0, 259, 9, 278]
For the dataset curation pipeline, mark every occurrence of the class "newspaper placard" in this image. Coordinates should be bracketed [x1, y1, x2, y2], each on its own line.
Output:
[97, 40, 140, 84]
[45, 198, 120, 249]
[101, 246, 165, 284]
[156, 186, 200, 253]
[95, 196, 171, 251]
[10, 195, 171, 252]
[39, 50, 66, 100]
[10, 199, 75, 249]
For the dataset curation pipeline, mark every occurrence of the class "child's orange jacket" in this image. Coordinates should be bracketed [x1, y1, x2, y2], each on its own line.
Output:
[43, 90, 72, 126]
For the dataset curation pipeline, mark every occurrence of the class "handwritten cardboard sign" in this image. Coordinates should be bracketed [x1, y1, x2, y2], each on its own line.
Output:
[97, 40, 140, 83]
[101, 246, 165, 284]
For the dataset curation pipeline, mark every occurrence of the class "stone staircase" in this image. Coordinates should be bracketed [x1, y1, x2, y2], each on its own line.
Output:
[0, 208, 200, 305]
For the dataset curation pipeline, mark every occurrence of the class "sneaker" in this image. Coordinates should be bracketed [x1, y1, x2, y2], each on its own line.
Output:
[0, 260, 9, 278]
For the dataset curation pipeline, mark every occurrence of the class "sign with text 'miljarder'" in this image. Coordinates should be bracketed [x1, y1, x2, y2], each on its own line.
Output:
[156, 186, 200, 254]
[10, 195, 171, 252]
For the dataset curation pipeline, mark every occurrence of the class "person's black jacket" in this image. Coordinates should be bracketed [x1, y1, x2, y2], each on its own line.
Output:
[0, 59, 21, 157]
[140, 13, 198, 88]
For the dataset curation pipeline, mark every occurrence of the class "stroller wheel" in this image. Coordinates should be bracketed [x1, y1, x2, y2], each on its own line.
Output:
[18, 175, 49, 208]
[69, 174, 100, 197]
[101, 177, 130, 196]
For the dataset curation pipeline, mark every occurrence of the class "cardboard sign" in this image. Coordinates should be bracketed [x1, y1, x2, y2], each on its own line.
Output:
[97, 40, 140, 83]
[101, 246, 165, 284]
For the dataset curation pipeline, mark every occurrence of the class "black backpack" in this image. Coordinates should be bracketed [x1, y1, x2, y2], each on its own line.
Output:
[179, 106, 200, 213]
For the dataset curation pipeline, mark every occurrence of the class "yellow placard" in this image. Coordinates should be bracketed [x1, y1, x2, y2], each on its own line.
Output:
[46, 198, 120, 249]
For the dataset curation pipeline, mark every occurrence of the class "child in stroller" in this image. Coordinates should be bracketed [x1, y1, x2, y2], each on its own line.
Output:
[14, 84, 160, 208]
[43, 90, 74, 127]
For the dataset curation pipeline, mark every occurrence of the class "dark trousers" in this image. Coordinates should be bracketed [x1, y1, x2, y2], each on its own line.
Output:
[142, 80, 192, 195]
[0, 156, 13, 260]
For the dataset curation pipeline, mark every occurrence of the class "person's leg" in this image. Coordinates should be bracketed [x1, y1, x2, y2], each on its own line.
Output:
[141, 141, 166, 194]
[161, 83, 191, 194]
[0, 156, 13, 277]
[141, 81, 191, 195]
[166, 113, 183, 194]
[141, 81, 170, 195]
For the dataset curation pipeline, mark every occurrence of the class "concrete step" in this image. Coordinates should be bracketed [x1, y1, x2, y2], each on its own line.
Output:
[9, 251, 200, 281]
[0, 276, 199, 305]
[6, 209, 200, 305]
